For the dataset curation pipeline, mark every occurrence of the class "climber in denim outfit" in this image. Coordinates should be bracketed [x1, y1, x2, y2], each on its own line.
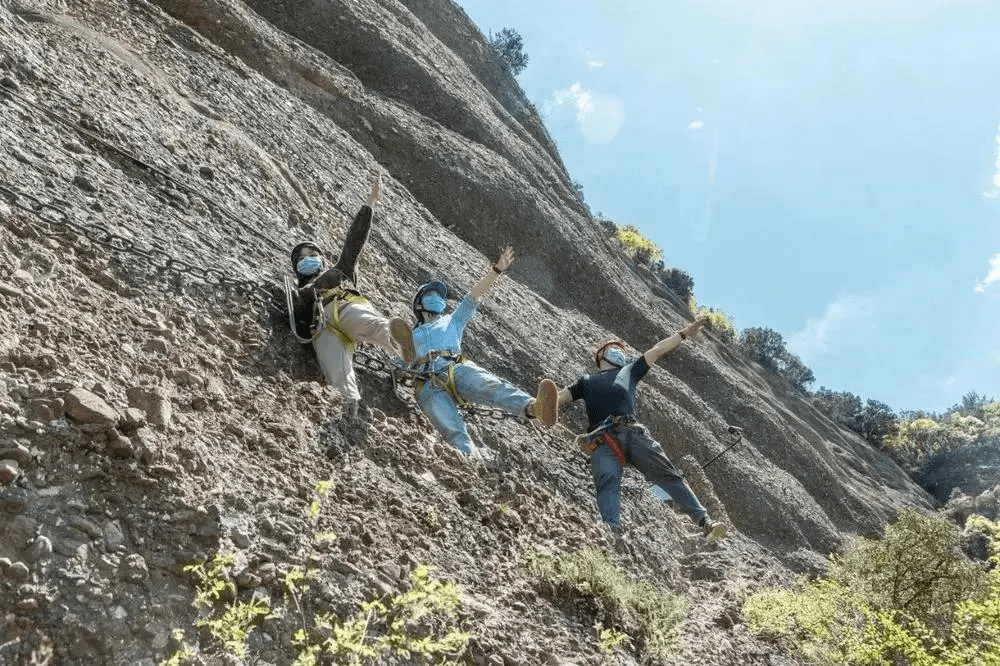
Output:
[407, 247, 547, 455]
[552, 317, 727, 541]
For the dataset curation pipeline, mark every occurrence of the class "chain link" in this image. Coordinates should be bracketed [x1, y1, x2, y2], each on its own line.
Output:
[0, 182, 276, 306]
[353, 347, 544, 429]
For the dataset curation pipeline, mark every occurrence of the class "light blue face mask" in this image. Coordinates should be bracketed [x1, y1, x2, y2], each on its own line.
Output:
[296, 255, 323, 276]
[603, 347, 628, 368]
[421, 293, 446, 314]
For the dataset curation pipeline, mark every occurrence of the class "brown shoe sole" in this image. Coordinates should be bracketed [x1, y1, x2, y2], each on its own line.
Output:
[534, 378, 558, 427]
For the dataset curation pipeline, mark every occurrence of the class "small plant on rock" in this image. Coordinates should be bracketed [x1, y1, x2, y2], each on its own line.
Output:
[525, 548, 687, 660]
[292, 564, 470, 665]
[164, 554, 273, 664]
[687, 297, 737, 344]
[615, 224, 663, 266]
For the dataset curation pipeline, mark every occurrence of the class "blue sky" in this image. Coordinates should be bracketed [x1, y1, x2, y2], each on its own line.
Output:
[456, 0, 1000, 415]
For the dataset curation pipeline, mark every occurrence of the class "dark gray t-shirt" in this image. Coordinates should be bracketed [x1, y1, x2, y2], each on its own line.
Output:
[568, 356, 650, 429]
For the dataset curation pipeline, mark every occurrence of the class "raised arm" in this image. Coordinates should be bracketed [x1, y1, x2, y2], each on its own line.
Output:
[333, 173, 382, 281]
[643, 317, 710, 366]
[468, 246, 515, 302]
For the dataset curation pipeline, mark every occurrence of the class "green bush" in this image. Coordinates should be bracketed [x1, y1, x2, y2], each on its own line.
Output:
[688, 297, 737, 344]
[828, 510, 986, 623]
[743, 510, 996, 665]
[615, 224, 664, 266]
[882, 400, 1000, 470]
[525, 548, 688, 659]
[488, 28, 529, 75]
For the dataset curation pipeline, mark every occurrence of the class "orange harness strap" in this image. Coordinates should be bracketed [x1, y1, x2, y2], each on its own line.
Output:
[585, 431, 628, 467]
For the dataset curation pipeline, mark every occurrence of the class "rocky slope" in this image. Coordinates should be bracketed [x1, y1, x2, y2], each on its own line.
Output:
[0, 0, 937, 663]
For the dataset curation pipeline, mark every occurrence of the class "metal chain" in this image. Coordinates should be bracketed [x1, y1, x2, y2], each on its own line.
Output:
[0, 182, 276, 306]
[353, 347, 539, 427]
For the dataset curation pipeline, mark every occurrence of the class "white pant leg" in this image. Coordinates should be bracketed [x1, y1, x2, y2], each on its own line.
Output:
[312, 301, 359, 401]
[337, 300, 393, 354]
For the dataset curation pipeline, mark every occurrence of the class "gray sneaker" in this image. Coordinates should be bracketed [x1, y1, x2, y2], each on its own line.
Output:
[702, 519, 727, 543]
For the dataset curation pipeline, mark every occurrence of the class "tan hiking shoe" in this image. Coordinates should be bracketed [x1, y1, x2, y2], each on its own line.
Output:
[389, 317, 416, 365]
[703, 519, 727, 543]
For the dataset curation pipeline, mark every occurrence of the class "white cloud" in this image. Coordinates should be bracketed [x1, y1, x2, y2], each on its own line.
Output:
[583, 49, 603, 69]
[688, 120, 704, 130]
[788, 294, 875, 360]
[984, 123, 1000, 199]
[974, 253, 1000, 292]
[546, 83, 624, 144]
[547, 83, 593, 120]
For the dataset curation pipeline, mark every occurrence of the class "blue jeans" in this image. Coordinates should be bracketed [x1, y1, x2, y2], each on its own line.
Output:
[590, 423, 708, 527]
[417, 361, 532, 455]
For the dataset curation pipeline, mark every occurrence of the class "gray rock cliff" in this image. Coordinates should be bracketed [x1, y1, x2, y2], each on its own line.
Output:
[0, 0, 933, 663]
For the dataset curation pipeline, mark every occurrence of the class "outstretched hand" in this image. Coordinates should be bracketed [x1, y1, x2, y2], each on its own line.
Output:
[684, 316, 710, 339]
[494, 246, 515, 272]
[365, 173, 383, 208]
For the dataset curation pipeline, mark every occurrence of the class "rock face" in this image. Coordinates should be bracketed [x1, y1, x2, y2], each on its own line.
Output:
[0, 0, 934, 663]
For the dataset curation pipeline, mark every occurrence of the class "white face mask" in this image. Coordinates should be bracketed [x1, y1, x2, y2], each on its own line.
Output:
[603, 347, 628, 368]
[296, 255, 323, 276]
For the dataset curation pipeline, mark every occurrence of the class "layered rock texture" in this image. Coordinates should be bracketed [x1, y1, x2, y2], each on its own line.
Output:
[0, 0, 935, 663]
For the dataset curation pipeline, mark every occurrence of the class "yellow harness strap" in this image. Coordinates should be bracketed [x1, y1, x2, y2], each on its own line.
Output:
[313, 286, 368, 352]
[414, 355, 468, 408]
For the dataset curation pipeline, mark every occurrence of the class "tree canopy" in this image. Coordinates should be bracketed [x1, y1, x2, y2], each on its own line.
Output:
[489, 28, 529, 75]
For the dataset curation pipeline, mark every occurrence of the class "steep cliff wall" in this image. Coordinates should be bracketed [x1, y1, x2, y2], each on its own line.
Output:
[0, 0, 934, 663]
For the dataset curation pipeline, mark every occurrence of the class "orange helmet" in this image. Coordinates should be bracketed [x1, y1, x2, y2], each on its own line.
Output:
[594, 340, 627, 367]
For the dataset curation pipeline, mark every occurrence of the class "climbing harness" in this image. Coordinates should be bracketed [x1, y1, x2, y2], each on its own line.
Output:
[406, 350, 470, 408]
[351, 347, 531, 428]
[575, 415, 636, 466]
[314, 285, 368, 352]
[700, 426, 744, 469]
[571, 418, 746, 471]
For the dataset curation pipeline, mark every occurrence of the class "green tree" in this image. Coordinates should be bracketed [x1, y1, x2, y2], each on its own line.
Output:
[737, 327, 815, 393]
[744, 510, 994, 666]
[659, 267, 694, 302]
[857, 399, 897, 447]
[488, 28, 529, 75]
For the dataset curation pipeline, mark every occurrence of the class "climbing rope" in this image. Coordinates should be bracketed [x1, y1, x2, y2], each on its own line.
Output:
[0, 182, 276, 307]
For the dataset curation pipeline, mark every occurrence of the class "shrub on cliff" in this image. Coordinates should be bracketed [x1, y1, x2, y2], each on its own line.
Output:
[615, 224, 663, 266]
[488, 28, 529, 75]
[743, 510, 995, 665]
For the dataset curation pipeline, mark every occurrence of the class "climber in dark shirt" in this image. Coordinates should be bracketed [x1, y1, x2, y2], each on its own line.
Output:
[288, 174, 413, 417]
[554, 317, 727, 541]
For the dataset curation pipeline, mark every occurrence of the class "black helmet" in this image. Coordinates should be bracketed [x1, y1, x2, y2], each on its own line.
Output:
[290, 241, 323, 269]
[412, 280, 448, 320]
